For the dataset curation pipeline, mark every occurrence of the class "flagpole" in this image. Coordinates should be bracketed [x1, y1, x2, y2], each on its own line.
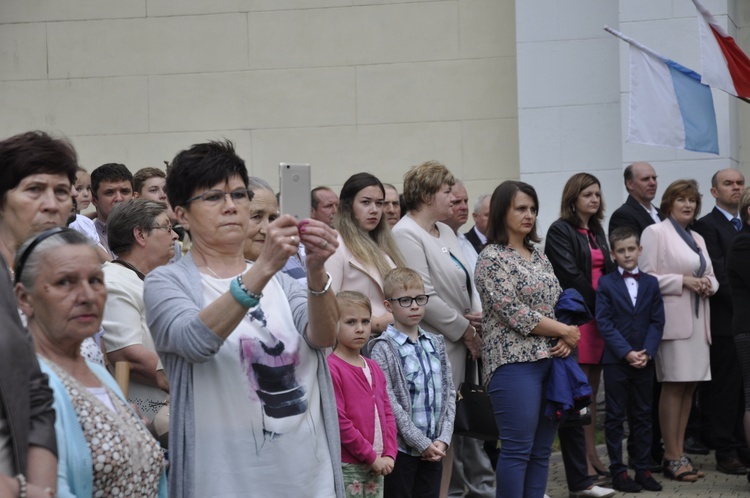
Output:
[603, 26, 668, 63]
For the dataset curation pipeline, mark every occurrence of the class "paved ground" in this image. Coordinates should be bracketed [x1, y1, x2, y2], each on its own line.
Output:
[545, 447, 750, 497]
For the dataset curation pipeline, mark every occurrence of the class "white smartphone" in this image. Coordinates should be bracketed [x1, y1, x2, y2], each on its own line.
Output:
[279, 163, 312, 220]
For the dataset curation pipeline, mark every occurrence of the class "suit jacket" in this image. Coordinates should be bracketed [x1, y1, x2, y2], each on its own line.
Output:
[727, 226, 750, 335]
[464, 225, 485, 254]
[0, 256, 57, 474]
[596, 270, 665, 364]
[393, 215, 480, 388]
[692, 207, 740, 337]
[608, 194, 662, 238]
[544, 218, 616, 314]
[325, 235, 394, 318]
[640, 220, 718, 342]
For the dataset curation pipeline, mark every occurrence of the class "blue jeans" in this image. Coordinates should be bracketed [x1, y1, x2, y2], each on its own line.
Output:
[488, 360, 557, 498]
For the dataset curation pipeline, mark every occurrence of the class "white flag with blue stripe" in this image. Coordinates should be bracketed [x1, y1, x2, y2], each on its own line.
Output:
[628, 44, 719, 154]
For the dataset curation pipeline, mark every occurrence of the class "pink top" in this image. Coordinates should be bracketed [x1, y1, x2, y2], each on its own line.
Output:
[577, 229, 606, 364]
[327, 354, 398, 465]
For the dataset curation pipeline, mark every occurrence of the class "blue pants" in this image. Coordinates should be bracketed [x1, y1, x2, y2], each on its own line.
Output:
[488, 360, 557, 498]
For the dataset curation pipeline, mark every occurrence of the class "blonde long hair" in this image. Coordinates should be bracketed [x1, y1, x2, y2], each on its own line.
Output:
[336, 173, 406, 278]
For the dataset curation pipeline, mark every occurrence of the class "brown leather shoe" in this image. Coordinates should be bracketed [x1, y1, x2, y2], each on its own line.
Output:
[716, 456, 748, 475]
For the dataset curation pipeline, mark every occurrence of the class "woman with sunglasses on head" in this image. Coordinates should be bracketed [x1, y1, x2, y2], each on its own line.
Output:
[144, 141, 344, 498]
[545, 173, 616, 486]
[326, 173, 405, 335]
[0, 131, 81, 498]
[14, 228, 167, 498]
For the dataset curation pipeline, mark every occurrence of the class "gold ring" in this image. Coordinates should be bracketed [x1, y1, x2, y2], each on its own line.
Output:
[290, 236, 297, 244]
[320, 240, 328, 249]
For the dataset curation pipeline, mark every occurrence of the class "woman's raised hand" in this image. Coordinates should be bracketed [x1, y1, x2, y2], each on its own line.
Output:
[257, 214, 307, 273]
[299, 219, 338, 272]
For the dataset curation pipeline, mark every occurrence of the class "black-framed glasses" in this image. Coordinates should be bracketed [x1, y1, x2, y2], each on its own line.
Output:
[149, 224, 173, 233]
[387, 295, 430, 308]
[14, 227, 69, 284]
[185, 189, 254, 205]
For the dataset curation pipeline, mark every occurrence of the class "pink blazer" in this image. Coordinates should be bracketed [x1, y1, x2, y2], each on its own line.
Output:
[640, 220, 718, 343]
[325, 235, 395, 318]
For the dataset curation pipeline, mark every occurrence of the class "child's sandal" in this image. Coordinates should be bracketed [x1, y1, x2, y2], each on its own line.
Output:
[662, 459, 698, 482]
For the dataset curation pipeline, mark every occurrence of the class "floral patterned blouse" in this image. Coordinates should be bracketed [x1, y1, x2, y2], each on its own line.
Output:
[475, 244, 562, 383]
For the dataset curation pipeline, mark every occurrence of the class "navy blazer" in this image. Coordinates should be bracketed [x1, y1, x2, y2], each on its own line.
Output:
[692, 207, 740, 337]
[464, 225, 485, 255]
[596, 270, 665, 365]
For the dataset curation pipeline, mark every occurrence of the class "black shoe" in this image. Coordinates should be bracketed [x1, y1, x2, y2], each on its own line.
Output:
[716, 456, 748, 475]
[612, 472, 642, 493]
[737, 447, 750, 467]
[629, 457, 662, 473]
[635, 470, 663, 491]
[684, 436, 709, 455]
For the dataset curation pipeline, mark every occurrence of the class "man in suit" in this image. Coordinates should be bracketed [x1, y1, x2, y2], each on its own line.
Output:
[597, 227, 665, 492]
[608, 162, 667, 466]
[692, 168, 749, 474]
[465, 193, 490, 254]
[608, 162, 661, 238]
[442, 181, 496, 498]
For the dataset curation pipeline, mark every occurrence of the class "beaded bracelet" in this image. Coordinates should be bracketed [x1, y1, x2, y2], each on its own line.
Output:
[15, 474, 26, 498]
[236, 275, 263, 300]
[229, 277, 260, 308]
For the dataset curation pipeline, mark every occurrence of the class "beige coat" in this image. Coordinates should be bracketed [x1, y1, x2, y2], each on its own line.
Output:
[392, 215, 481, 387]
[640, 219, 718, 343]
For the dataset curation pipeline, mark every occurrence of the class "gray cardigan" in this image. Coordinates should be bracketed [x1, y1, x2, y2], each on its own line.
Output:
[369, 328, 456, 454]
[144, 253, 344, 498]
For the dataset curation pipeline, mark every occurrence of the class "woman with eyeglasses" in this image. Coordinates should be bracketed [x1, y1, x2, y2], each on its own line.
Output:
[475, 181, 581, 497]
[14, 227, 167, 498]
[144, 141, 344, 498]
[545, 172, 616, 482]
[100, 199, 177, 424]
[326, 173, 405, 335]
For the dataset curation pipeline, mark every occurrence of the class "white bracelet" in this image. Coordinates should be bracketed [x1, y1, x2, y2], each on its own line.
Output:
[308, 272, 332, 296]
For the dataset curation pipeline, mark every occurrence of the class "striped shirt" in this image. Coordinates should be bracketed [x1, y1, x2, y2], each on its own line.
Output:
[385, 325, 443, 456]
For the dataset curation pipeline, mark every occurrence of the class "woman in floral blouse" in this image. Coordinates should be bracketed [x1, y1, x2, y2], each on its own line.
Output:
[475, 181, 580, 498]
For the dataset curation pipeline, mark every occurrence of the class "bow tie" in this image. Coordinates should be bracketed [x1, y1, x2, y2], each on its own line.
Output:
[623, 271, 640, 281]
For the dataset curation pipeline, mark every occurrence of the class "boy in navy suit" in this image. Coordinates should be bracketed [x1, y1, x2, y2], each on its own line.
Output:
[597, 227, 665, 492]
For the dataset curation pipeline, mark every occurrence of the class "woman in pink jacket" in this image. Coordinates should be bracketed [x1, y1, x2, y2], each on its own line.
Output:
[326, 173, 405, 335]
[640, 179, 718, 483]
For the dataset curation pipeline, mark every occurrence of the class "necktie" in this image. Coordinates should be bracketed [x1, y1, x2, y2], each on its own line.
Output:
[623, 271, 640, 281]
[732, 218, 742, 231]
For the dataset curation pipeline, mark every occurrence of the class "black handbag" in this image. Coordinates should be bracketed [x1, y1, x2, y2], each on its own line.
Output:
[453, 356, 499, 441]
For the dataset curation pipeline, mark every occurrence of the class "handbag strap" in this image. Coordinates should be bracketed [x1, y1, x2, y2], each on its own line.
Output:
[463, 353, 483, 384]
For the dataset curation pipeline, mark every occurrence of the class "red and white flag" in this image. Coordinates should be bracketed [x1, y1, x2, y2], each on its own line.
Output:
[693, 0, 750, 98]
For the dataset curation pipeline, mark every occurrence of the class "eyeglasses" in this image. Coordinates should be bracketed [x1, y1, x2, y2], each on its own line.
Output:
[149, 224, 173, 233]
[185, 189, 254, 205]
[387, 295, 430, 308]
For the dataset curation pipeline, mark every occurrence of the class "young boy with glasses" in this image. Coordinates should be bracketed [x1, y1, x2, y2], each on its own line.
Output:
[370, 268, 455, 498]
